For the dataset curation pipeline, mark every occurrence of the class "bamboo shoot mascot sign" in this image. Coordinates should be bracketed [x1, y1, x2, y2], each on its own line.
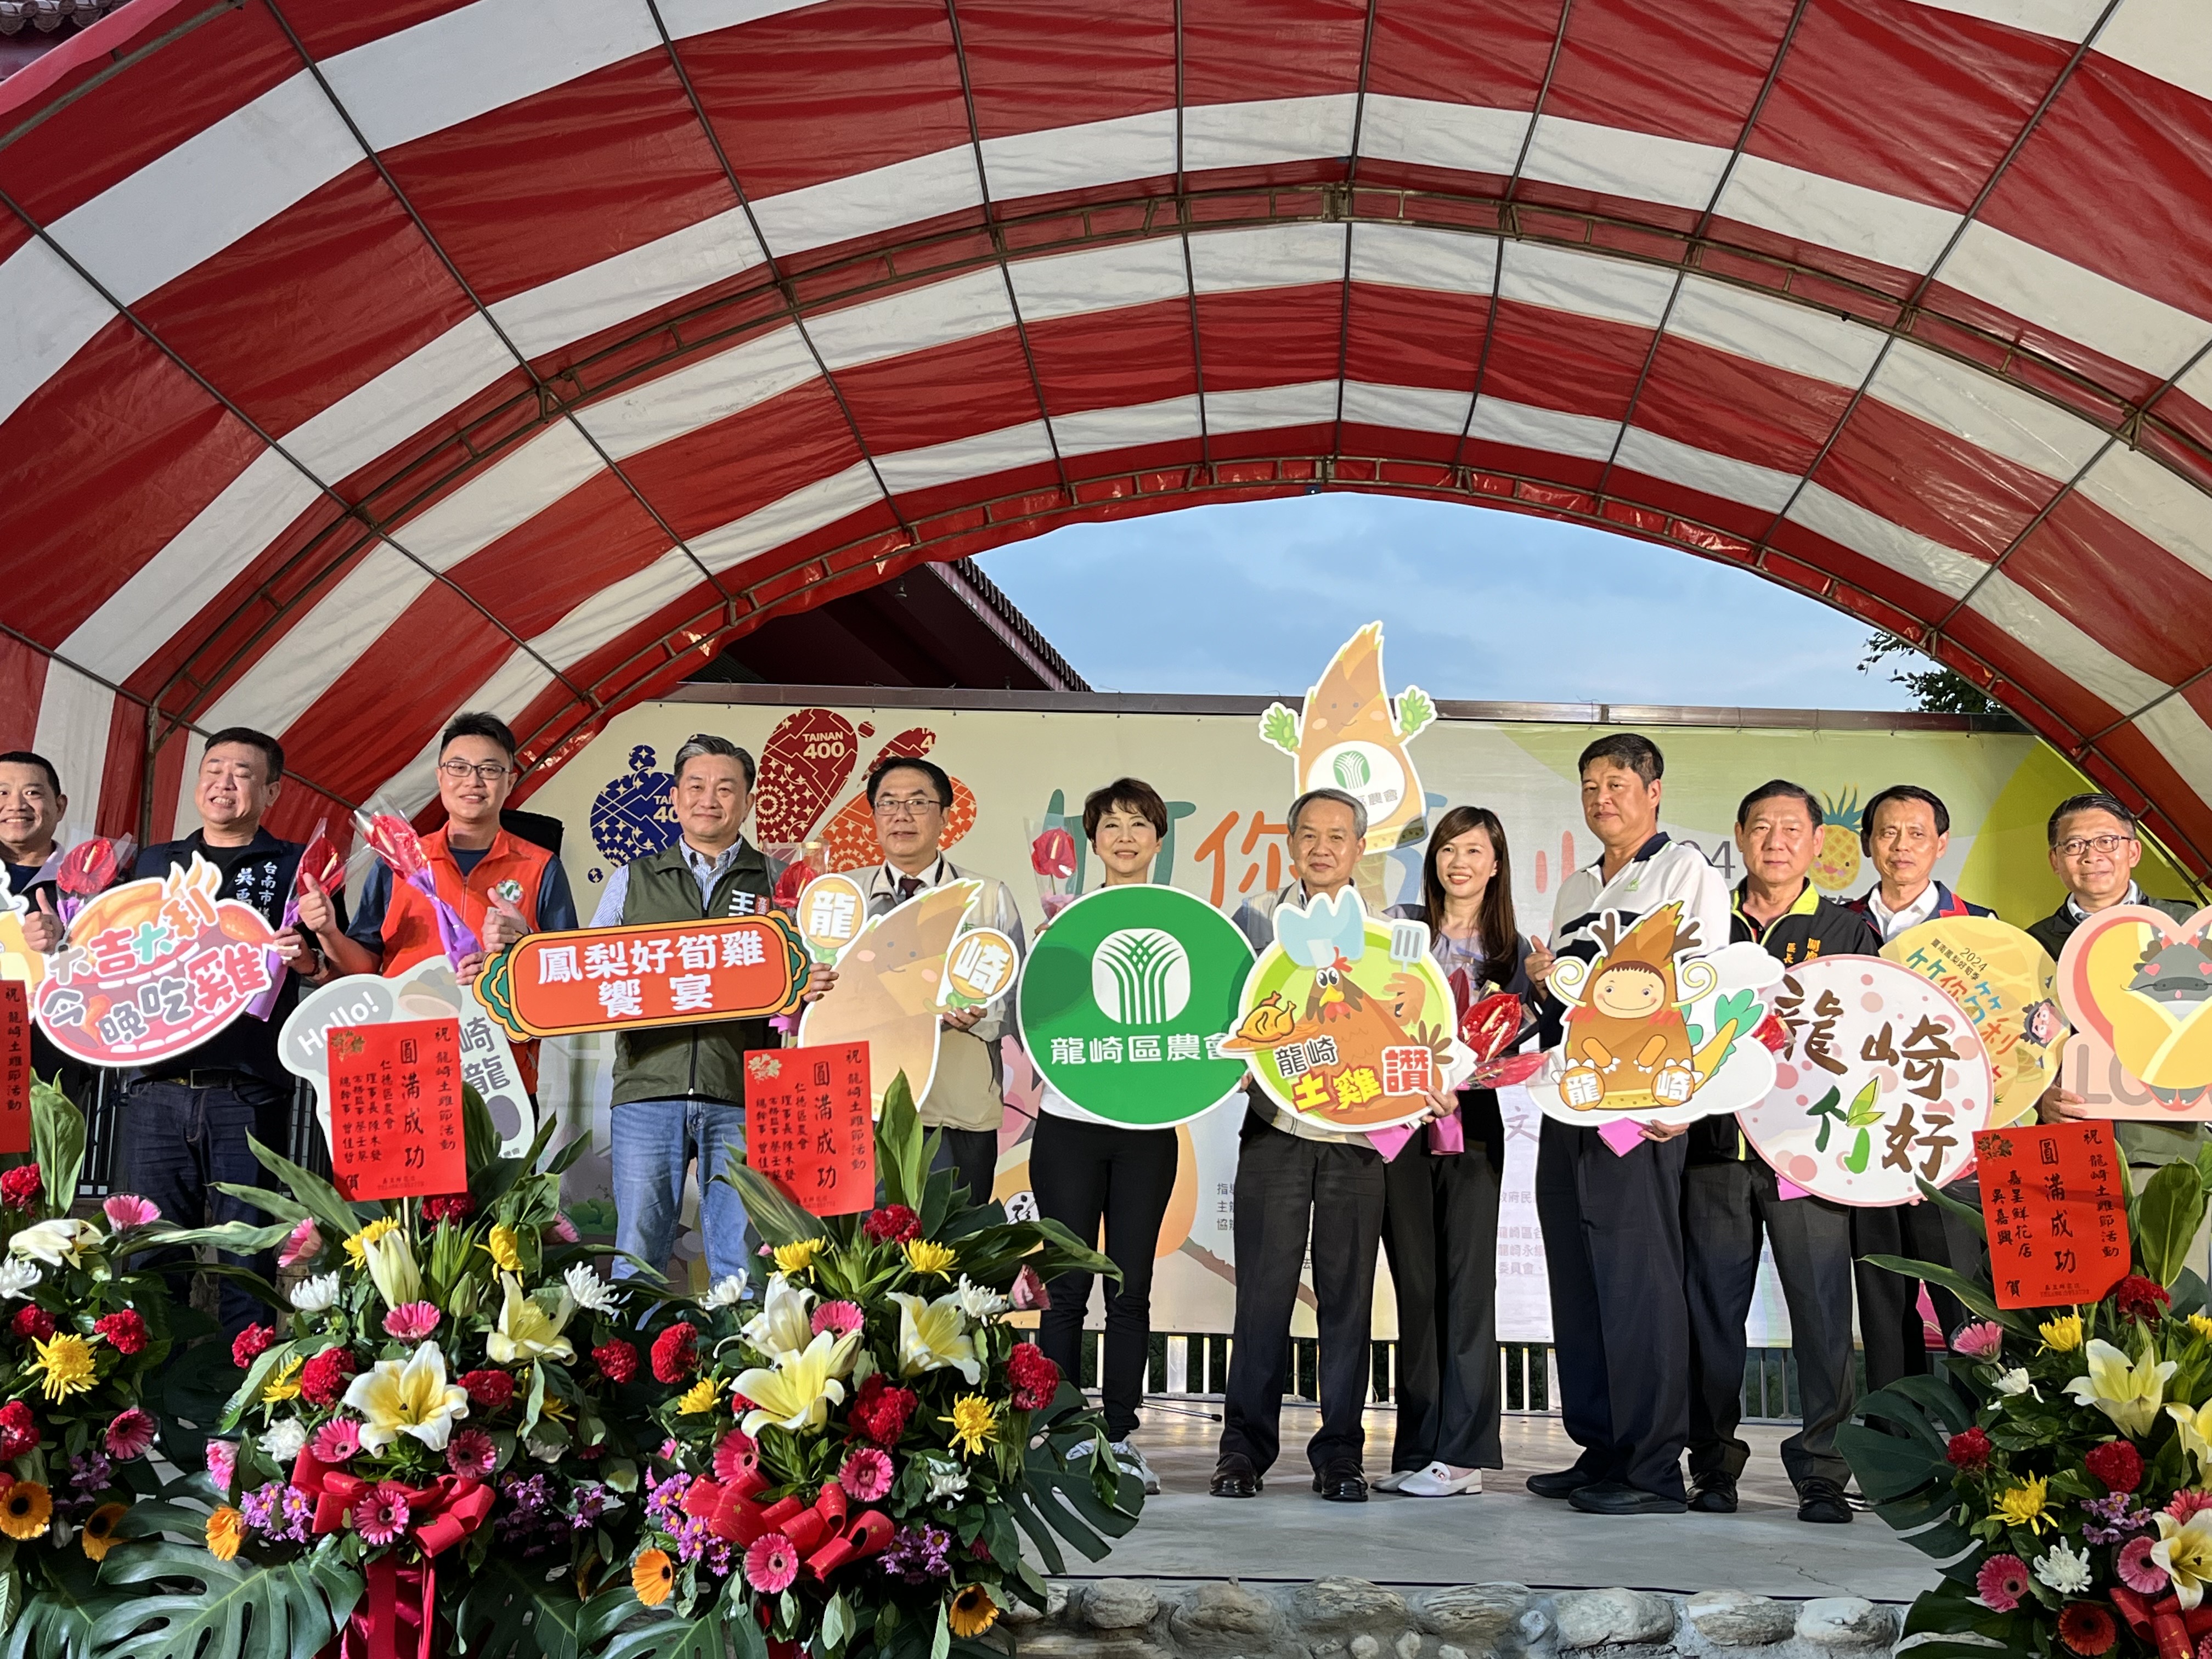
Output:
[1527, 903, 1782, 1128]
[1257, 622, 1435, 856]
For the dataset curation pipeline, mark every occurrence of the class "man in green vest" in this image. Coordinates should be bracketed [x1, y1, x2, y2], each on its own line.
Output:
[591, 733, 833, 1290]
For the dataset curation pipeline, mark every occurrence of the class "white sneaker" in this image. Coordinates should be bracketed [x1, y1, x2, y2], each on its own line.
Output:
[1397, 1462, 1482, 1497]
[1370, 1469, 1413, 1493]
[1111, 1439, 1162, 1495]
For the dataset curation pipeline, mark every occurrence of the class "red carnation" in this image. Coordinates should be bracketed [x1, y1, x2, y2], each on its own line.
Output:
[421, 1194, 475, 1224]
[93, 1309, 146, 1356]
[2086, 1437, 2144, 1494]
[593, 1340, 638, 1385]
[849, 1374, 918, 1446]
[2117, 1275, 2171, 1323]
[862, 1205, 922, 1244]
[10, 1306, 53, 1344]
[231, 1324, 274, 1369]
[460, 1369, 515, 1410]
[300, 1346, 357, 1408]
[1946, 1426, 1993, 1471]
[0, 1165, 40, 1211]
[651, 1323, 698, 1384]
[0, 1401, 36, 1459]
[2058, 1601, 2117, 1656]
[1005, 1342, 1061, 1412]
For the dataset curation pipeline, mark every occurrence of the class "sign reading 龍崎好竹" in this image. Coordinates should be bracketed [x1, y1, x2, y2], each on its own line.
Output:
[473, 915, 809, 1042]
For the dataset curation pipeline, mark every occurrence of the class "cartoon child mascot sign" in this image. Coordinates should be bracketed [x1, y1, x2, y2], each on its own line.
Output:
[1529, 902, 1782, 1128]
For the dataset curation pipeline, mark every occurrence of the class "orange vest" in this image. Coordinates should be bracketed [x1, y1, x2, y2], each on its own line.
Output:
[380, 826, 554, 1090]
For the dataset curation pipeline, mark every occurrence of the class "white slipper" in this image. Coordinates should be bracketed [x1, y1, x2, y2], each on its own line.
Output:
[1397, 1462, 1482, 1497]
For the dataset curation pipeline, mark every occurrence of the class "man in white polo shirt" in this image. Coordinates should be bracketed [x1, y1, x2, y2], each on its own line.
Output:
[1527, 733, 1729, 1517]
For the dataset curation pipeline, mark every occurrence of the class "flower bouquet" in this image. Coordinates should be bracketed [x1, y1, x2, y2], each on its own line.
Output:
[94, 1095, 651, 1659]
[617, 1073, 1142, 1659]
[1842, 1154, 2212, 1658]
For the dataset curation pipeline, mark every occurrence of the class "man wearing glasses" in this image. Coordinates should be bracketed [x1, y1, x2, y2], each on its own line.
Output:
[860, 754, 1025, 1205]
[2031, 793, 2204, 1252]
[324, 712, 578, 1088]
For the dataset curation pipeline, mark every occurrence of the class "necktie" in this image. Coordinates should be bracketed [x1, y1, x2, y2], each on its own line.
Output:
[896, 874, 922, 901]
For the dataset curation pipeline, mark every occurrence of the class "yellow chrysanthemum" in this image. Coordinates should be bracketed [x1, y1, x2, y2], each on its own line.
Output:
[482, 1224, 523, 1273]
[676, 1378, 720, 1414]
[2191, 1313, 2212, 1342]
[904, 1239, 958, 1278]
[80, 1502, 126, 1562]
[261, 1356, 303, 1404]
[2039, 1314, 2084, 1352]
[30, 1332, 97, 1402]
[942, 1393, 998, 1457]
[0, 1482, 50, 1541]
[631, 1548, 674, 1607]
[204, 1504, 243, 1560]
[774, 1238, 825, 1274]
[949, 1584, 998, 1638]
[1994, 1473, 2053, 1535]
[343, 1215, 400, 1269]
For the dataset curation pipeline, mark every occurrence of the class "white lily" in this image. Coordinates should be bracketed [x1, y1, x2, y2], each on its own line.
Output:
[562, 1262, 619, 1316]
[890, 1290, 981, 1385]
[2157, 1510, 2212, 1610]
[2174, 1402, 2212, 1479]
[341, 1341, 471, 1453]
[742, 1274, 816, 1363]
[485, 1273, 575, 1365]
[361, 1227, 421, 1312]
[9, 1218, 102, 1269]
[1995, 1368, 2041, 1401]
[290, 1273, 341, 1314]
[732, 1329, 862, 1437]
[2066, 1339, 2177, 1437]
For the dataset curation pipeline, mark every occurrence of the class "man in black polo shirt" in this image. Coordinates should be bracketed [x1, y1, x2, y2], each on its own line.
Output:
[1, 750, 93, 1107]
[1682, 781, 1879, 1525]
[125, 727, 350, 1336]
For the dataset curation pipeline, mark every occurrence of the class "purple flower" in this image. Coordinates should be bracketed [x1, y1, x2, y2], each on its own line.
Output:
[2083, 1490, 2154, 1545]
[881, 1522, 954, 1583]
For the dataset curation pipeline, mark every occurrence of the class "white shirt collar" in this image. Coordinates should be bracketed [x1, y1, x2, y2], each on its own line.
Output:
[1867, 882, 1942, 940]
[873, 856, 947, 898]
[2066, 882, 2142, 923]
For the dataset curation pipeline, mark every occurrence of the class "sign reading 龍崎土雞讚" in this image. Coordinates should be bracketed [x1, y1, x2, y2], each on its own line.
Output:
[472, 915, 809, 1041]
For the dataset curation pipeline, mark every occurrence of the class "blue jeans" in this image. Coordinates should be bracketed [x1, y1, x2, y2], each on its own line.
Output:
[610, 1096, 753, 1285]
[122, 1076, 289, 1338]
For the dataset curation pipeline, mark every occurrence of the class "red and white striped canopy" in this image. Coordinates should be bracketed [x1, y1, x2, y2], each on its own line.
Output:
[5, 0, 2212, 867]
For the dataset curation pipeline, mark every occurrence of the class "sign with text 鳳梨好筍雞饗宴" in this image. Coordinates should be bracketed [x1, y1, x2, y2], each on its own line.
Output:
[1018, 884, 1256, 1128]
[472, 915, 809, 1041]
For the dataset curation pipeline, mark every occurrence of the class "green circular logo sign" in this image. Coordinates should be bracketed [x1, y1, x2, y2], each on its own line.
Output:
[1017, 885, 1256, 1128]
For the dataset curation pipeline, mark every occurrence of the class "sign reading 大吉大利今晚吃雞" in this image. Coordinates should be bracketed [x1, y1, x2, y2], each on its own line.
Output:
[472, 915, 809, 1042]
[1018, 884, 1255, 1129]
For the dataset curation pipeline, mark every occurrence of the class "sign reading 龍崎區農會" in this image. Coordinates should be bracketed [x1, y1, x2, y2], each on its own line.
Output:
[1019, 884, 1256, 1128]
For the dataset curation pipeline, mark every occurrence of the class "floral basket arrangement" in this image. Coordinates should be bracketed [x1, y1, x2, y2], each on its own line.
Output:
[1842, 1152, 2212, 1659]
[94, 1092, 655, 1659]
[615, 1073, 1143, 1659]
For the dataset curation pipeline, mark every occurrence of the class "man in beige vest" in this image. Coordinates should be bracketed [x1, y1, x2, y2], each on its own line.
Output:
[860, 755, 1025, 1203]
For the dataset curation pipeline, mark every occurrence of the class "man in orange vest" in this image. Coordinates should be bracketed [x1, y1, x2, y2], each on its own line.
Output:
[310, 712, 577, 1090]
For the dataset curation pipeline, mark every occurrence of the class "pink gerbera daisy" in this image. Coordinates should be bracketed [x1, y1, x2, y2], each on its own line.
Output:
[1950, 1322, 2005, 1361]
[100, 1194, 159, 1229]
[203, 1438, 238, 1492]
[550, 1213, 579, 1243]
[103, 1408, 156, 1461]
[1977, 1554, 2030, 1612]
[311, 1418, 362, 1465]
[2120, 1534, 2168, 1594]
[839, 1446, 894, 1503]
[352, 1482, 411, 1547]
[744, 1531, 799, 1594]
[811, 1301, 865, 1337]
[713, 1429, 758, 1485]
[447, 1428, 497, 1480]
[276, 1217, 323, 1270]
[382, 1302, 441, 1342]
[2171, 1489, 2212, 1522]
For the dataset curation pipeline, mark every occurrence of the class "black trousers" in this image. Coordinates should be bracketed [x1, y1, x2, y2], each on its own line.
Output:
[929, 1127, 999, 1209]
[1381, 1114, 1504, 1471]
[1218, 1113, 1385, 1476]
[1683, 1158, 1857, 1489]
[1852, 1176, 1983, 1397]
[1029, 1112, 1179, 1442]
[1534, 1117, 1690, 1500]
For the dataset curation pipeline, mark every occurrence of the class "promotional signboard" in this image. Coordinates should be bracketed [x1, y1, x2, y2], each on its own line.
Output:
[472, 915, 808, 1042]
[1883, 917, 2063, 1128]
[2055, 904, 2212, 1121]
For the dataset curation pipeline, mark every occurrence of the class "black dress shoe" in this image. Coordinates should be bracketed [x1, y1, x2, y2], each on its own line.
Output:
[1526, 1466, 1603, 1500]
[1797, 1477, 1854, 1525]
[1689, 1474, 1739, 1513]
[1312, 1459, 1368, 1502]
[1209, 1454, 1262, 1498]
[1568, 1481, 1688, 1516]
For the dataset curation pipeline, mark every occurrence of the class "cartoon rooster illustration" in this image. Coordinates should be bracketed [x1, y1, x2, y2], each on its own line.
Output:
[2102, 925, 2212, 1106]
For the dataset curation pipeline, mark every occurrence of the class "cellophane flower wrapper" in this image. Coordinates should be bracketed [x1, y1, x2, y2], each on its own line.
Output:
[619, 1072, 1144, 1659]
[354, 805, 481, 963]
[1843, 1156, 2212, 1658]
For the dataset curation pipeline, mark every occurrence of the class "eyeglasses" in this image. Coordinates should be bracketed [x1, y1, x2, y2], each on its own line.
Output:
[2058, 833, 2134, 860]
[872, 794, 943, 819]
[438, 760, 511, 783]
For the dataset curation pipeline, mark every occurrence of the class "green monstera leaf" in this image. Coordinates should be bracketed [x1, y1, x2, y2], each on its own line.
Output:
[0, 1545, 111, 1659]
[92, 1535, 362, 1659]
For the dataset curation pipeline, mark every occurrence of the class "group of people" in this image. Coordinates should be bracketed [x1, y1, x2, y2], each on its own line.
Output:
[0, 714, 2187, 1521]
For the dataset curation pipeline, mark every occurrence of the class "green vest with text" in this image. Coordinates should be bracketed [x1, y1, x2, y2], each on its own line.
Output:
[610, 840, 777, 1109]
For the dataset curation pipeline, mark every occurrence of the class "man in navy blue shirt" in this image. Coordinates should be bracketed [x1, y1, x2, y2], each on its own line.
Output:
[125, 727, 351, 1336]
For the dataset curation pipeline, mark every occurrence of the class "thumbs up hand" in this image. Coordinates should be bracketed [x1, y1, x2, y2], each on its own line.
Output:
[482, 894, 530, 953]
[20, 889, 61, 953]
[295, 871, 336, 938]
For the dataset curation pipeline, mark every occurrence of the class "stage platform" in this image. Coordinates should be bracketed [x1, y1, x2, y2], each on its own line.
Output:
[1074, 1405, 1935, 1604]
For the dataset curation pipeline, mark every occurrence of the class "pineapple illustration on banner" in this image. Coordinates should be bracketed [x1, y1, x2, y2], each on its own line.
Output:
[1258, 623, 1436, 857]
[1812, 789, 1864, 893]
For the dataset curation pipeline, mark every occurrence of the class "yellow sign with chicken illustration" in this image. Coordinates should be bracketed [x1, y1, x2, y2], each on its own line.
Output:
[1258, 623, 1436, 856]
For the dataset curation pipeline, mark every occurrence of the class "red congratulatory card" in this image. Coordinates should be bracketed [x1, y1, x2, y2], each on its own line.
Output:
[0, 982, 28, 1154]
[744, 1044, 874, 1217]
[1976, 1121, 2131, 1309]
[328, 1019, 466, 1201]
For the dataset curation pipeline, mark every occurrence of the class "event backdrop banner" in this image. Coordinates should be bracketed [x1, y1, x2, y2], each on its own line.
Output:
[522, 689, 2203, 1341]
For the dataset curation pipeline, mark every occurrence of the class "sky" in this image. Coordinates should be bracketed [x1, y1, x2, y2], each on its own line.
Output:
[975, 494, 1919, 712]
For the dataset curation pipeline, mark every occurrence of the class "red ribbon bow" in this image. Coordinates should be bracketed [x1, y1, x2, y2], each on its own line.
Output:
[2111, 1585, 2212, 1659]
[678, 1444, 891, 1582]
[294, 1451, 495, 1659]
